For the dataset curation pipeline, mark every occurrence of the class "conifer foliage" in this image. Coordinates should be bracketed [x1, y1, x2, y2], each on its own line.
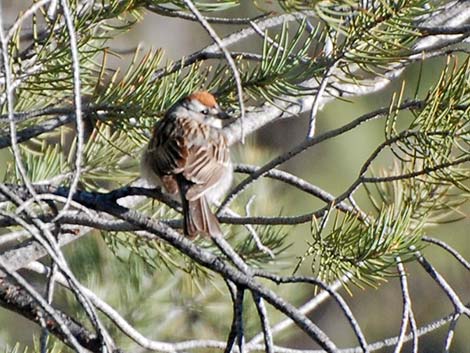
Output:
[0, 1, 469, 352]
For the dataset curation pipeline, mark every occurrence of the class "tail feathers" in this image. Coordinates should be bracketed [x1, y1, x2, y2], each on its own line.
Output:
[175, 174, 222, 238]
[184, 196, 222, 238]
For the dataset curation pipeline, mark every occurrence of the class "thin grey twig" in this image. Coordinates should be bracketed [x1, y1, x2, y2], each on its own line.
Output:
[444, 313, 460, 353]
[221, 206, 275, 257]
[26, 261, 180, 352]
[40, 262, 58, 353]
[183, 0, 246, 141]
[211, 231, 252, 275]
[395, 259, 415, 353]
[416, 252, 470, 317]
[6, 0, 51, 40]
[0, 4, 38, 201]
[312, 129, 468, 224]
[234, 164, 367, 221]
[361, 155, 470, 183]
[307, 61, 338, 139]
[339, 306, 468, 353]
[0, 228, 31, 246]
[409, 311, 418, 353]
[0, 258, 86, 353]
[152, 10, 316, 81]
[236, 287, 246, 353]
[58, 0, 85, 220]
[47, 0, 58, 20]
[252, 292, 274, 353]
[224, 285, 246, 353]
[422, 236, 470, 271]
[147, 3, 269, 24]
[254, 272, 368, 353]
[444, 313, 461, 353]
[248, 276, 348, 346]
[0, 114, 75, 149]
[417, 24, 470, 35]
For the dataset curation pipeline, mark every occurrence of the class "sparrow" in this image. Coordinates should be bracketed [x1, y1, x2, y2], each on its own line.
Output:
[141, 91, 233, 238]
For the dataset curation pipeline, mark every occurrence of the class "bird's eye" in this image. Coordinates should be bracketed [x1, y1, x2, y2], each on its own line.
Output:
[201, 109, 209, 115]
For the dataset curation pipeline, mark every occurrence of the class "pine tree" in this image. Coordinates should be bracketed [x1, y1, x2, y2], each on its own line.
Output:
[0, 1, 469, 352]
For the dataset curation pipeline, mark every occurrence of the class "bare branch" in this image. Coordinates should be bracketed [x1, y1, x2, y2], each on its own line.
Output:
[0, 263, 88, 353]
[395, 260, 416, 353]
[57, 0, 85, 220]
[252, 293, 274, 353]
[146, 4, 269, 24]
[0, 3, 38, 201]
[422, 236, 470, 271]
[183, 0, 246, 141]
[416, 252, 470, 317]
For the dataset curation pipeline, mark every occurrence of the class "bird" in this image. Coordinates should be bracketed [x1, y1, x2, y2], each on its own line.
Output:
[141, 91, 233, 238]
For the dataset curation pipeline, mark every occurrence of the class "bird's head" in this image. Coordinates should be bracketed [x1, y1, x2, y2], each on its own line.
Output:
[168, 91, 231, 129]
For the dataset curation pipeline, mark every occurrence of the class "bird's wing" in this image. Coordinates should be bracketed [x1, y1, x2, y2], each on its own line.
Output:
[149, 118, 187, 175]
[179, 119, 230, 201]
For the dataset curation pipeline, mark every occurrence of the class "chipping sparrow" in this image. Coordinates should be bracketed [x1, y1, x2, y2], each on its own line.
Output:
[141, 91, 233, 238]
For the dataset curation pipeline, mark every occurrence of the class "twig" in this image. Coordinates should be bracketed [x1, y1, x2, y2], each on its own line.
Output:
[417, 24, 470, 35]
[47, 0, 59, 20]
[0, 104, 119, 123]
[234, 164, 367, 221]
[183, 0, 246, 141]
[339, 308, 467, 353]
[0, 227, 86, 276]
[147, 3, 269, 24]
[0, 114, 75, 149]
[0, 228, 31, 246]
[307, 61, 338, 139]
[224, 283, 246, 353]
[395, 259, 416, 353]
[443, 313, 460, 353]
[409, 311, 418, 353]
[220, 206, 275, 258]
[211, 231, 252, 275]
[26, 261, 180, 352]
[57, 0, 85, 220]
[252, 292, 274, 353]
[422, 236, 470, 271]
[312, 130, 468, 223]
[0, 4, 38, 201]
[253, 272, 368, 353]
[152, 10, 316, 81]
[0, 259, 87, 353]
[6, 0, 52, 40]
[361, 155, 470, 183]
[416, 252, 470, 317]
[40, 262, 58, 353]
[248, 276, 348, 346]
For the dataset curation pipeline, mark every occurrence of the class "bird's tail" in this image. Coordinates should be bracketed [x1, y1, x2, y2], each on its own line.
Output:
[176, 174, 222, 238]
[184, 196, 222, 238]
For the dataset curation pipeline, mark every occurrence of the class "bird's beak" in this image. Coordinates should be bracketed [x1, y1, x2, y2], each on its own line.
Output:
[217, 110, 231, 120]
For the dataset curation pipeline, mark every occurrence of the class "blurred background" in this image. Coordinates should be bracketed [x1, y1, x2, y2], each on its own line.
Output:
[0, 1, 469, 352]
